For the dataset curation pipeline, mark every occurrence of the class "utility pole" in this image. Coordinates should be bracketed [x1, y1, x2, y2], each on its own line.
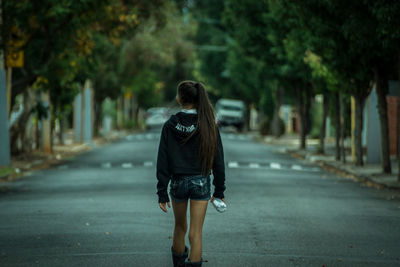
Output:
[0, 0, 11, 166]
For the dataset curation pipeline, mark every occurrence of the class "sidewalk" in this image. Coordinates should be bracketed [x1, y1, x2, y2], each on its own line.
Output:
[260, 133, 400, 190]
[0, 130, 129, 184]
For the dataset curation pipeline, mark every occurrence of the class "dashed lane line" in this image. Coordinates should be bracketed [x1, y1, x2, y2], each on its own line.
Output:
[143, 161, 153, 167]
[270, 163, 281, 169]
[291, 165, 302, 170]
[101, 162, 112, 168]
[121, 163, 133, 168]
[249, 163, 260, 168]
[228, 161, 239, 168]
[226, 161, 321, 172]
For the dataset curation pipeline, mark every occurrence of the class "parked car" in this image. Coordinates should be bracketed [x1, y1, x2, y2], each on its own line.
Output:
[215, 99, 246, 131]
[145, 107, 168, 129]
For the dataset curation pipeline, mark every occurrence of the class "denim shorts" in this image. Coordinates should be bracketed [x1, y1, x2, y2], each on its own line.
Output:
[169, 175, 211, 202]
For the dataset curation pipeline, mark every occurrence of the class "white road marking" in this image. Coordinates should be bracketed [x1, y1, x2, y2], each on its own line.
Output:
[122, 163, 133, 168]
[228, 161, 239, 168]
[144, 161, 153, 167]
[102, 162, 111, 168]
[291, 165, 302, 170]
[227, 134, 235, 140]
[270, 163, 281, 169]
[58, 165, 69, 170]
[145, 134, 153, 139]
[249, 163, 260, 168]
[225, 161, 320, 172]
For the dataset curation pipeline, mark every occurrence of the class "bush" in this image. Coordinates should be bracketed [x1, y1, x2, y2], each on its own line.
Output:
[124, 119, 137, 130]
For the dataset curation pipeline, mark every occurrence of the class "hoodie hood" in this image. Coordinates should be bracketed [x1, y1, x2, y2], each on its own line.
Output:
[166, 112, 198, 141]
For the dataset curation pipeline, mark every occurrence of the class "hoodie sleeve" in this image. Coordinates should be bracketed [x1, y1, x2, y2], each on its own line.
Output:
[212, 128, 226, 199]
[156, 124, 171, 203]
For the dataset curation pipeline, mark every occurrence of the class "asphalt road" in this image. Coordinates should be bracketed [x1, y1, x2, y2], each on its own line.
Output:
[0, 129, 399, 267]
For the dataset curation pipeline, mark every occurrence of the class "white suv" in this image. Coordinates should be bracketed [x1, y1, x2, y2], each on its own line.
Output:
[215, 99, 245, 131]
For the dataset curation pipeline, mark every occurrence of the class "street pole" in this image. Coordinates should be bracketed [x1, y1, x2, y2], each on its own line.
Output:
[0, 0, 11, 166]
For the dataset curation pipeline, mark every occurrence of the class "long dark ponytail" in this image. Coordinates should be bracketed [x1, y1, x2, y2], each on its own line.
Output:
[177, 81, 217, 176]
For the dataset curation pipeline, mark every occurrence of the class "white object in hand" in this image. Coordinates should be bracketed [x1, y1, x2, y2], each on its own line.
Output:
[212, 198, 227, 213]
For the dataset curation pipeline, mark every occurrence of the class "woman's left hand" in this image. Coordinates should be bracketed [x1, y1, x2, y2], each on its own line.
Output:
[159, 202, 171, 213]
[210, 196, 225, 203]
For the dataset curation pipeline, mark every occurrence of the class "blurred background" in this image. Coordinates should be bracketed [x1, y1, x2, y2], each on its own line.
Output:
[1, 1, 400, 266]
[0, 0, 399, 178]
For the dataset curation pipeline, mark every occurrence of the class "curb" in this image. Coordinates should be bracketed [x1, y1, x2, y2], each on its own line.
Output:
[288, 150, 400, 191]
[0, 131, 130, 184]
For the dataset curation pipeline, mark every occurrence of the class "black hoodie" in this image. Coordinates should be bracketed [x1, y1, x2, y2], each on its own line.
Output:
[156, 111, 226, 203]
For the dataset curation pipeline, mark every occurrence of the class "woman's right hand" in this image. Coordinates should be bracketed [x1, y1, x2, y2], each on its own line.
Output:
[159, 202, 171, 213]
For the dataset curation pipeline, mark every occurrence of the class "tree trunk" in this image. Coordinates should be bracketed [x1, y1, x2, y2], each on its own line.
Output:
[131, 93, 139, 129]
[50, 115, 55, 150]
[354, 94, 366, 166]
[35, 117, 40, 150]
[94, 100, 102, 137]
[19, 90, 30, 152]
[334, 92, 341, 160]
[9, 90, 35, 155]
[134, 105, 140, 127]
[116, 96, 123, 130]
[297, 89, 306, 149]
[340, 93, 346, 163]
[373, 66, 392, 174]
[318, 92, 329, 154]
[398, 96, 400, 181]
[305, 87, 312, 136]
[243, 101, 251, 132]
[271, 87, 284, 137]
[398, 50, 400, 181]
[58, 115, 64, 145]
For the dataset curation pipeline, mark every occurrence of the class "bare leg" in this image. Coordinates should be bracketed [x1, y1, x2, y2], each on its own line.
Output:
[172, 200, 188, 253]
[188, 199, 208, 262]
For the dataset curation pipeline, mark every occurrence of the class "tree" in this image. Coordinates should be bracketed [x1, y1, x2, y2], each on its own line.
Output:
[283, 0, 374, 165]
[120, 1, 196, 112]
[2, 0, 181, 150]
[223, 0, 287, 133]
[189, 0, 230, 97]
[285, 0, 400, 172]
[2, 0, 110, 153]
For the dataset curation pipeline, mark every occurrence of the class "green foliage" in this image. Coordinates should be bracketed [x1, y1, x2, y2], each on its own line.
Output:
[130, 69, 162, 109]
[119, 1, 196, 105]
[190, 0, 229, 96]
[5, 0, 400, 139]
[309, 99, 322, 139]
[124, 119, 137, 130]
[102, 98, 117, 117]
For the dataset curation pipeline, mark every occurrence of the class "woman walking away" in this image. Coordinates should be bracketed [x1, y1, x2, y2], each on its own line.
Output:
[156, 81, 226, 267]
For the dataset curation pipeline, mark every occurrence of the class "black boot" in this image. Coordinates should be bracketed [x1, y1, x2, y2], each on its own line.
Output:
[185, 258, 202, 266]
[171, 246, 188, 267]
